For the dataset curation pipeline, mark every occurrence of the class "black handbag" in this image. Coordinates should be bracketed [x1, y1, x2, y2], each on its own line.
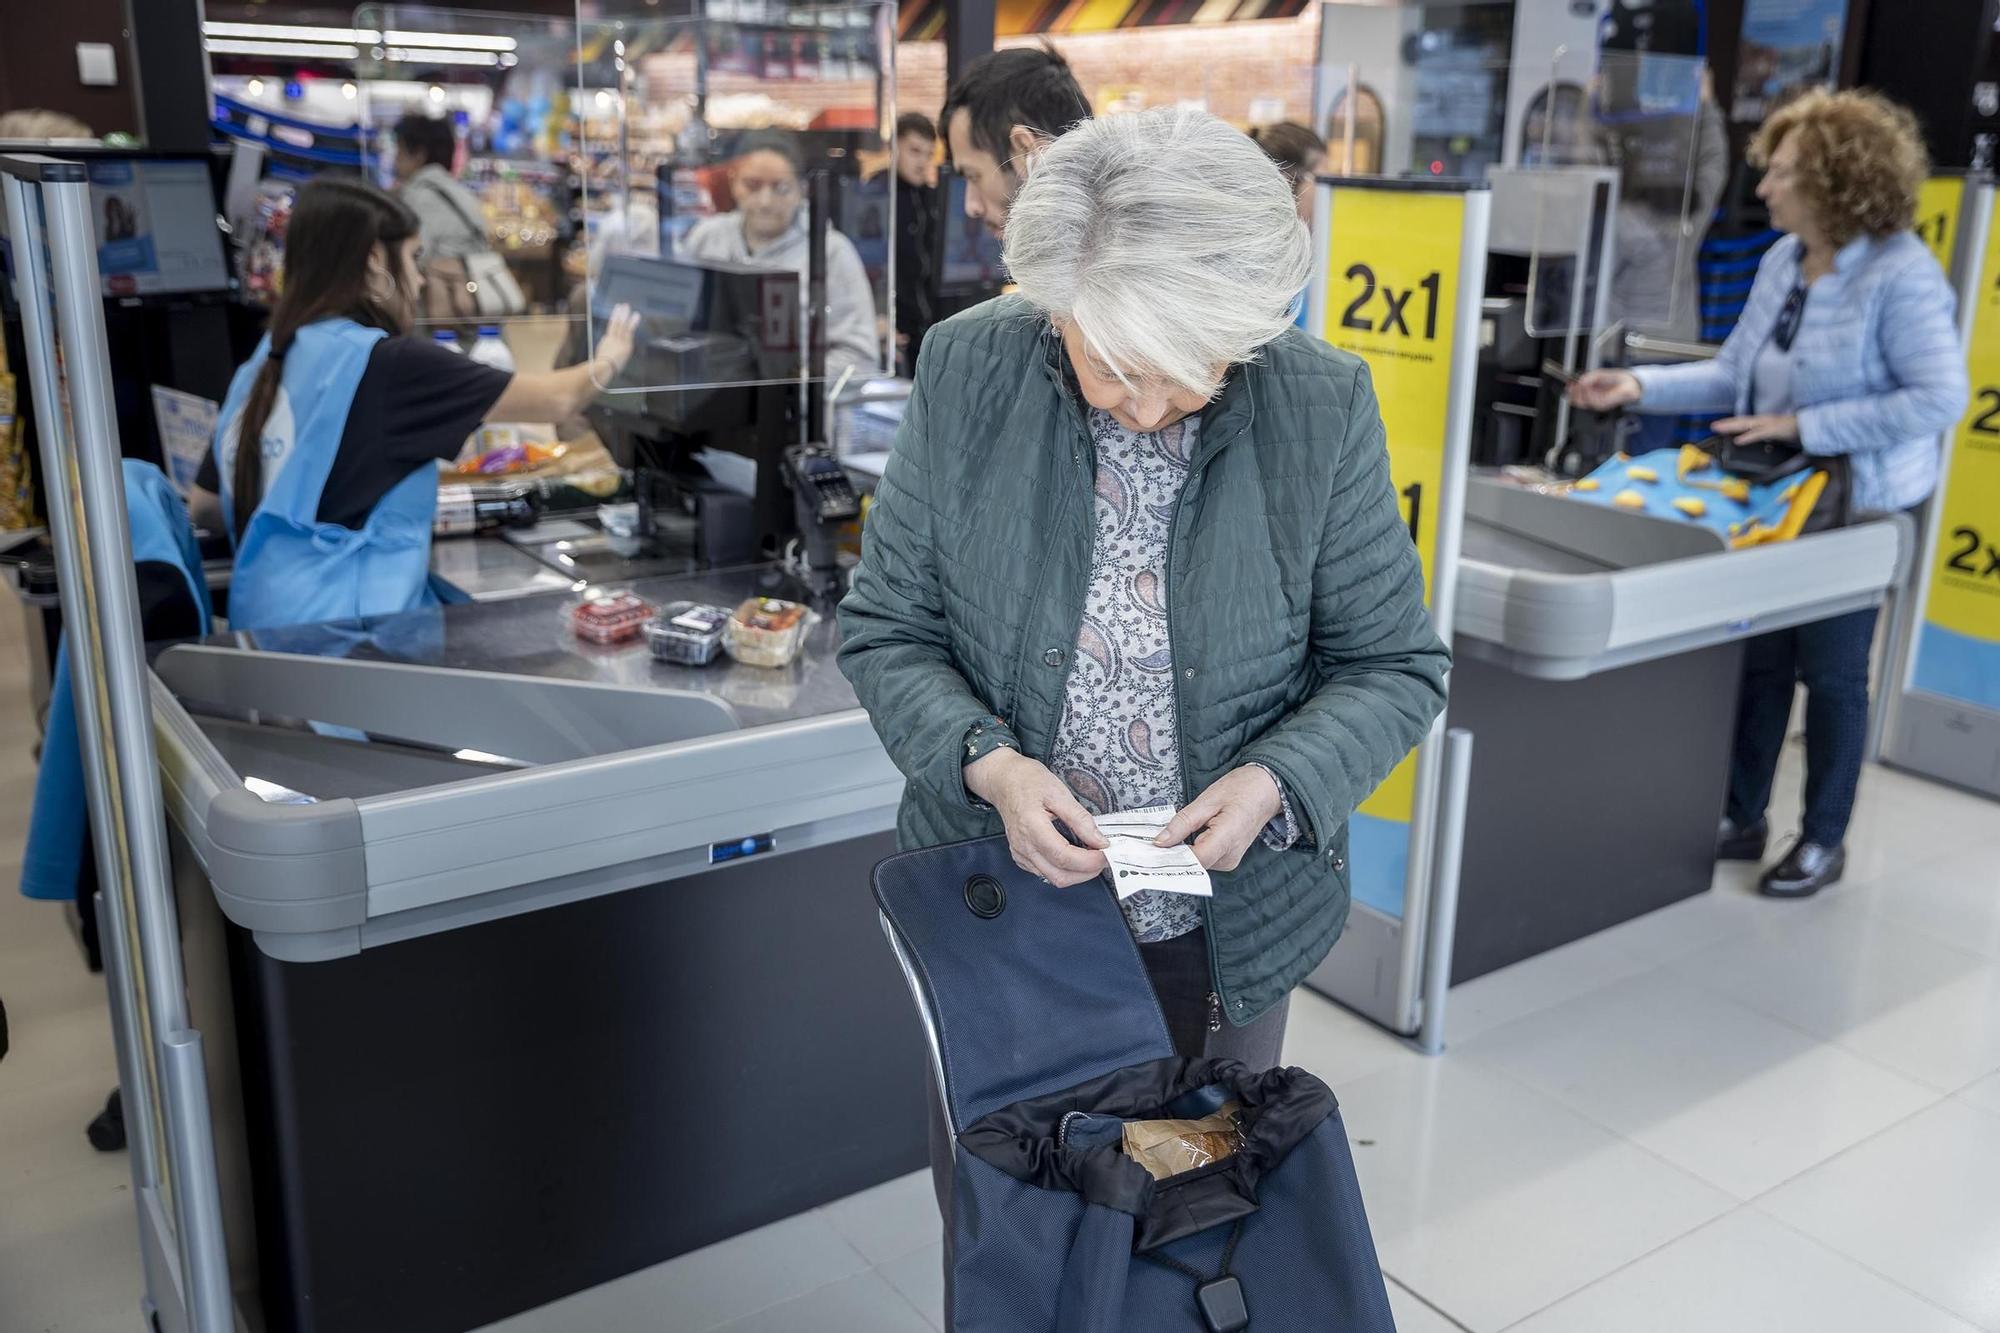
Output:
[1711, 437, 1852, 531]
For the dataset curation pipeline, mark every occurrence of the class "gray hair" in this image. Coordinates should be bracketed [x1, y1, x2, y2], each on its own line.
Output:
[1003, 106, 1312, 398]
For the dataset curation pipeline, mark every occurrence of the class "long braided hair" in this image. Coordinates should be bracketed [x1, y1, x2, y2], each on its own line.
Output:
[229, 178, 421, 537]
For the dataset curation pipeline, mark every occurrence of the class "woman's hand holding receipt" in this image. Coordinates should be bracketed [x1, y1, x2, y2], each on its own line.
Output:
[965, 748, 1110, 887]
[1152, 766, 1284, 873]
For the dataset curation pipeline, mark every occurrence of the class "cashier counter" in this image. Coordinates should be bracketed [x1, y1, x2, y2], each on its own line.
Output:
[148, 557, 915, 1333]
[1441, 474, 1911, 981]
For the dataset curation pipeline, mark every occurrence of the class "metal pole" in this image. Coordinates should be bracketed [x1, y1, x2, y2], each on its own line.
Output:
[1417, 728, 1474, 1057]
[41, 171, 236, 1333]
[0, 167, 167, 1202]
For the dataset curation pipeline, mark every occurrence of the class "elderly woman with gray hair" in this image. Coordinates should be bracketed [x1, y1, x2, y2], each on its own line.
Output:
[840, 108, 1446, 1075]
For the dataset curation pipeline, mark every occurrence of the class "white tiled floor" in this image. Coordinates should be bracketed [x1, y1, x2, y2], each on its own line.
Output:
[3, 577, 1999, 1332]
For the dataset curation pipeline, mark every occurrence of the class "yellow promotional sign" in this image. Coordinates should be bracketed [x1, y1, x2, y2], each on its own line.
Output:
[1912, 193, 2000, 712]
[1317, 186, 1467, 917]
[1916, 176, 1965, 273]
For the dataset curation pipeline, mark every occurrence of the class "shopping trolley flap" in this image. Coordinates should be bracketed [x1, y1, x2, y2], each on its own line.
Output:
[874, 835, 1176, 1131]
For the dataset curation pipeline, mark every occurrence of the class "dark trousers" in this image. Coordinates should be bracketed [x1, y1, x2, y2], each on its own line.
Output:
[925, 927, 1290, 1320]
[1726, 606, 1880, 847]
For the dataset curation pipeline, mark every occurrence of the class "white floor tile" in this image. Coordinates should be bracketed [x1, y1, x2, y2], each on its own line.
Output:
[0, 1141, 146, 1332]
[1667, 905, 2000, 1092]
[1280, 987, 1420, 1086]
[1846, 839, 2000, 962]
[474, 1211, 869, 1333]
[1582, 874, 1814, 970]
[1760, 1099, 2000, 1331]
[1508, 1208, 1981, 1333]
[708, 1269, 933, 1333]
[1332, 1058, 1731, 1331]
[1958, 1071, 2000, 1117]
[1441, 929, 1653, 1046]
[1386, 1277, 1469, 1333]
[817, 1169, 939, 1266]
[1459, 971, 1936, 1198]
[875, 1241, 944, 1332]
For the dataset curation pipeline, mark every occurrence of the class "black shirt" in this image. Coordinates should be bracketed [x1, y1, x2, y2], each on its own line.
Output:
[198, 335, 514, 529]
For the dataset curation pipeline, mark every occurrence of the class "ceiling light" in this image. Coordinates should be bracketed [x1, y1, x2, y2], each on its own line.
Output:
[388, 47, 503, 67]
[208, 39, 362, 60]
[205, 21, 516, 53]
[385, 29, 517, 52]
[206, 20, 366, 43]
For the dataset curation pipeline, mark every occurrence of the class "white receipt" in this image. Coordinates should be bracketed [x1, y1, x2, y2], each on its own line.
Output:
[1095, 805, 1212, 901]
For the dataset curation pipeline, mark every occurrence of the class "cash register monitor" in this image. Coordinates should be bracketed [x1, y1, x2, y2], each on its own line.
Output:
[934, 171, 1005, 297]
[569, 254, 806, 562]
[582, 252, 803, 405]
[83, 155, 231, 299]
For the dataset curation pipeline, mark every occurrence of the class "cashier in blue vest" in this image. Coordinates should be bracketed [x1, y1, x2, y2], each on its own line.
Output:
[190, 178, 640, 631]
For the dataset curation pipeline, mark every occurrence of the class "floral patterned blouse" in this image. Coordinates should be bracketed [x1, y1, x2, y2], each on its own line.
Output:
[1048, 408, 1296, 944]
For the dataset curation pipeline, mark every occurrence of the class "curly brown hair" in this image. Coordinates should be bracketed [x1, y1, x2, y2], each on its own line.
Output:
[1750, 88, 1929, 245]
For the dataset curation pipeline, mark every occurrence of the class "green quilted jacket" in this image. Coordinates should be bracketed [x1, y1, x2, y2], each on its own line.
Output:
[837, 297, 1449, 1026]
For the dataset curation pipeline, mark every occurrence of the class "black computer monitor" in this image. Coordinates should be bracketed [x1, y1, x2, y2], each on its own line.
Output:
[567, 254, 808, 564]
[583, 252, 804, 402]
[837, 171, 892, 290]
[82, 154, 231, 299]
[934, 170, 1005, 297]
[0, 148, 231, 314]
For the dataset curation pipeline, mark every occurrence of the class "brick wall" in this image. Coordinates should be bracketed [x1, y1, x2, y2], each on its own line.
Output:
[639, 12, 1333, 140]
[896, 14, 1324, 134]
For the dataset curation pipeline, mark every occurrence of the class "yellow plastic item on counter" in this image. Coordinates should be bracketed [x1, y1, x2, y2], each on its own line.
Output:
[1721, 478, 1751, 503]
[1673, 496, 1707, 518]
[1627, 465, 1659, 483]
[1614, 489, 1646, 509]
[1678, 445, 1714, 478]
[1572, 478, 1600, 492]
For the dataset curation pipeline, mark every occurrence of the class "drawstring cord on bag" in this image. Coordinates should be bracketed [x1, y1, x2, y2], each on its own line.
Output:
[1136, 1216, 1249, 1331]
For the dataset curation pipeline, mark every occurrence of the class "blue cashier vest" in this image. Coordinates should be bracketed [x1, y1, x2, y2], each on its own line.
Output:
[21, 461, 210, 901]
[214, 318, 439, 632]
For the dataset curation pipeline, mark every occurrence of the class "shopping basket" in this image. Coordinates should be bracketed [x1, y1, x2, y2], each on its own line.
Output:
[875, 834, 1397, 1332]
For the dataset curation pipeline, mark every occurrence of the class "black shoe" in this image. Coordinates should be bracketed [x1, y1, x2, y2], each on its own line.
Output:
[1717, 816, 1768, 862]
[86, 1088, 125, 1152]
[1759, 840, 1845, 898]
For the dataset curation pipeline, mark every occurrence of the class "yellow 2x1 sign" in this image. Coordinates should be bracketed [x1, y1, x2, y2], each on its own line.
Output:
[1317, 186, 1466, 835]
[1913, 177, 2000, 711]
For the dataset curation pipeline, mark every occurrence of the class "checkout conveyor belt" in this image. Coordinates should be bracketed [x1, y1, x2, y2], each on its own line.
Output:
[1451, 476, 1910, 678]
[152, 564, 904, 962]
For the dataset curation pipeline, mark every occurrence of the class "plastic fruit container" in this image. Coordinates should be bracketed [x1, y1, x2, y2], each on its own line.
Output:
[722, 597, 814, 668]
[568, 589, 655, 645]
[644, 602, 731, 665]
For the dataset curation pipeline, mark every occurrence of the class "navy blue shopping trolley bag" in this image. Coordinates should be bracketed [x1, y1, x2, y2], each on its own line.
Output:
[875, 835, 1396, 1333]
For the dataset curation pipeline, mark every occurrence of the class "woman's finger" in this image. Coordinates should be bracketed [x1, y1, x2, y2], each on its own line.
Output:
[1154, 792, 1219, 846]
[1191, 822, 1248, 872]
[1050, 791, 1108, 850]
[1024, 814, 1107, 876]
[1711, 416, 1749, 435]
[1023, 843, 1099, 888]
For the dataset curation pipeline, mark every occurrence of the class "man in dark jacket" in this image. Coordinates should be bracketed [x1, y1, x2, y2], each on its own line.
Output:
[939, 44, 1092, 239]
[892, 112, 938, 378]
